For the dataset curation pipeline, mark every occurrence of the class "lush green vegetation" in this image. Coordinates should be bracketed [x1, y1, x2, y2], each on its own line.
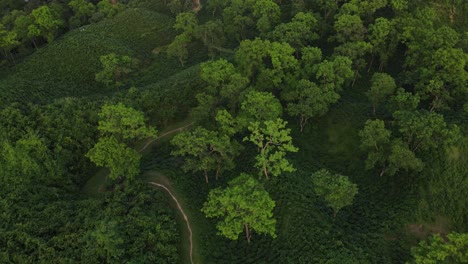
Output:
[0, 0, 467, 263]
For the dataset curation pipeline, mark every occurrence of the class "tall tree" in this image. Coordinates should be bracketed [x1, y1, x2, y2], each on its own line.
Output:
[359, 119, 424, 176]
[86, 136, 141, 180]
[86, 103, 157, 181]
[238, 90, 283, 128]
[201, 173, 277, 243]
[311, 169, 358, 217]
[193, 59, 249, 120]
[171, 127, 241, 183]
[95, 53, 137, 88]
[28, 5, 64, 43]
[393, 110, 460, 152]
[97, 103, 157, 143]
[244, 118, 298, 179]
[68, 0, 96, 28]
[365, 73, 397, 115]
[235, 38, 299, 89]
[268, 12, 319, 50]
[282, 79, 339, 132]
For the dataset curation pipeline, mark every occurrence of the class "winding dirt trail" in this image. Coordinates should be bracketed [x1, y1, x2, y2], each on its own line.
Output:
[149, 180, 194, 264]
[139, 121, 194, 153]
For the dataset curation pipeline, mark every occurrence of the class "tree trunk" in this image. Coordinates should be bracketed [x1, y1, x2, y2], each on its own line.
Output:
[32, 39, 38, 50]
[111, 0, 117, 5]
[379, 168, 386, 177]
[204, 170, 209, 183]
[245, 223, 251, 243]
[263, 161, 269, 179]
[368, 54, 374, 72]
[300, 115, 305, 133]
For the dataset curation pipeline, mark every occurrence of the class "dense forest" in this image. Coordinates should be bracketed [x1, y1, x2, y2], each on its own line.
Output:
[0, 0, 467, 263]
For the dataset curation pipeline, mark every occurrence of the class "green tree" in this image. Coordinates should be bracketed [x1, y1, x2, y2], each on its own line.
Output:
[331, 14, 366, 43]
[171, 127, 241, 183]
[252, 0, 281, 34]
[268, 12, 319, 51]
[235, 38, 299, 89]
[311, 169, 358, 217]
[365, 73, 397, 115]
[195, 20, 226, 58]
[86, 103, 156, 181]
[334, 41, 373, 84]
[98, 103, 157, 143]
[244, 118, 298, 179]
[315, 56, 354, 92]
[86, 136, 141, 180]
[388, 88, 420, 112]
[201, 173, 277, 243]
[394, 110, 460, 152]
[95, 53, 137, 88]
[282, 79, 339, 131]
[0, 24, 19, 60]
[368, 17, 396, 70]
[68, 0, 96, 28]
[359, 119, 424, 176]
[94, 0, 125, 20]
[193, 59, 248, 121]
[238, 90, 283, 128]
[410, 232, 468, 263]
[28, 5, 64, 43]
[166, 33, 191, 66]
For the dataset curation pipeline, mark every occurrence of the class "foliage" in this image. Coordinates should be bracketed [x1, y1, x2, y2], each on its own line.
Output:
[238, 90, 283, 128]
[0, 8, 175, 105]
[366, 72, 397, 114]
[193, 59, 248, 120]
[268, 12, 319, 49]
[235, 38, 299, 89]
[171, 127, 241, 183]
[311, 169, 359, 217]
[98, 102, 157, 142]
[201, 173, 277, 242]
[359, 119, 424, 176]
[244, 118, 298, 179]
[282, 79, 339, 131]
[86, 136, 141, 180]
[28, 5, 64, 43]
[410, 232, 468, 263]
[95, 53, 137, 88]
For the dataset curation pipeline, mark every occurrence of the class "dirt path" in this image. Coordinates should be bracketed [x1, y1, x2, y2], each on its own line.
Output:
[138, 121, 193, 152]
[149, 178, 194, 264]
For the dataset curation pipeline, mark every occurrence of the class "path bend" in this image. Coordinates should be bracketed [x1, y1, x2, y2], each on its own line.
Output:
[149, 180, 194, 264]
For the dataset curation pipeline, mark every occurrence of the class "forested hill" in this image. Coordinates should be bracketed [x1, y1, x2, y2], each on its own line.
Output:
[0, 0, 467, 263]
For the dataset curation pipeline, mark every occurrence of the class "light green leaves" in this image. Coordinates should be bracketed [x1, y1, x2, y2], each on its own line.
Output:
[244, 118, 298, 178]
[201, 173, 276, 242]
[86, 136, 141, 180]
[86, 103, 156, 180]
[311, 169, 358, 217]
[411, 232, 468, 263]
[98, 103, 157, 142]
